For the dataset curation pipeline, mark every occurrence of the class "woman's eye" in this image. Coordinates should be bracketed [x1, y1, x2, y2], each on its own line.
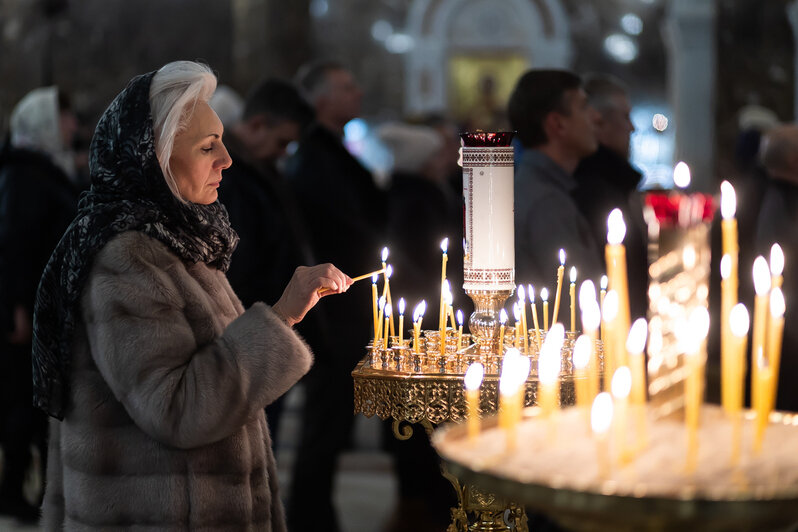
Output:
[201, 146, 213, 153]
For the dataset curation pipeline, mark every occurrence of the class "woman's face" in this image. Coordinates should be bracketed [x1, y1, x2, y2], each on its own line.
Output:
[169, 100, 232, 204]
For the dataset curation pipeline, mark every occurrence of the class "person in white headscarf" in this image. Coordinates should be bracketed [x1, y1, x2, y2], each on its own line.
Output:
[0, 86, 81, 521]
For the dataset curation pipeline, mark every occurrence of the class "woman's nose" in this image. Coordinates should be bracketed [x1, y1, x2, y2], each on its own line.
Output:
[217, 142, 233, 170]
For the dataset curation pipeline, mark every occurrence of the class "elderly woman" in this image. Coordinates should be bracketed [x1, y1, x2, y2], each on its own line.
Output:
[32, 61, 350, 530]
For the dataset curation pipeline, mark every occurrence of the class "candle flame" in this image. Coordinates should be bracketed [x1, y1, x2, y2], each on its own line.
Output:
[445, 288, 453, 306]
[539, 324, 564, 384]
[771, 287, 785, 319]
[372, 273, 379, 284]
[579, 280, 596, 309]
[384, 302, 392, 318]
[379, 295, 386, 310]
[602, 290, 619, 322]
[500, 349, 528, 394]
[513, 302, 521, 322]
[464, 363, 485, 391]
[386, 264, 393, 278]
[591, 392, 614, 434]
[398, 298, 406, 315]
[771, 244, 784, 277]
[541, 287, 549, 302]
[626, 318, 648, 355]
[673, 161, 691, 188]
[528, 284, 535, 302]
[720, 254, 731, 280]
[682, 245, 696, 269]
[518, 284, 526, 303]
[607, 209, 627, 244]
[381, 247, 389, 263]
[582, 300, 601, 331]
[457, 309, 463, 326]
[729, 303, 750, 337]
[573, 335, 591, 370]
[500, 308, 508, 325]
[441, 238, 449, 254]
[600, 275, 608, 291]
[559, 249, 566, 266]
[570, 266, 577, 283]
[753, 256, 771, 296]
[720, 181, 736, 219]
[686, 307, 710, 353]
[611, 366, 632, 399]
[413, 301, 425, 322]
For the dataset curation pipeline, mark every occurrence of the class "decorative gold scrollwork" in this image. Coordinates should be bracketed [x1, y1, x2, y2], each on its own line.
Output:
[391, 418, 414, 440]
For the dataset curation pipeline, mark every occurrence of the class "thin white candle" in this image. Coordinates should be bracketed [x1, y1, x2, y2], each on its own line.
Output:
[465, 362, 485, 443]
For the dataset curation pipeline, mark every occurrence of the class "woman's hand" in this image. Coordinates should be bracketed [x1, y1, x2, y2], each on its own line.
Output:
[272, 264, 352, 327]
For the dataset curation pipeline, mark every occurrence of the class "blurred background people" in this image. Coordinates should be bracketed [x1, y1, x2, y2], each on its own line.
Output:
[216, 78, 319, 448]
[0, 86, 81, 521]
[573, 73, 647, 322]
[285, 60, 385, 532]
[509, 69, 603, 293]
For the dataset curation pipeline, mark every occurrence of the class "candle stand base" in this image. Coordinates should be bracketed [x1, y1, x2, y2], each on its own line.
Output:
[466, 288, 514, 356]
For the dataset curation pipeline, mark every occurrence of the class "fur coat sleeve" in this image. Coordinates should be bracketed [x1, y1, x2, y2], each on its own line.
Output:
[81, 230, 313, 449]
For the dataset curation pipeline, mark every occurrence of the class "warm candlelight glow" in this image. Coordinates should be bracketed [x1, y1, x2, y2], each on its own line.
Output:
[607, 208, 627, 245]
[720, 254, 731, 280]
[381, 246, 389, 263]
[673, 161, 691, 188]
[559, 248, 566, 266]
[500, 308, 507, 325]
[570, 267, 577, 284]
[573, 335, 590, 370]
[611, 366, 632, 462]
[771, 286, 786, 318]
[690, 306, 710, 346]
[612, 366, 632, 399]
[513, 303, 521, 349]
[579, 280, 596, 310]
[518, 284, 526, 302]
[385, 264, 393, 279]
[398, 298, 406, 316]
[372, 273, 379, 283]
[600, 275, 608, 291]
[582, 300, 601, 331]
[541, 287, 549, 331]
[499, 348, 529, 449]
[456, 309, 463, 326]
[538, 324, 564, 423]
[413, 300, 427, 321]
[771, 243, 784, 277]
[398, 297, 406, 345]
[541, 288, 548, 301]
[753, 256, 771, 296]
[573, 334, 591, 410]
[720, 180, 736, 220]
[591, 392, 613, 434]
[626, 318, 647, 355]
[384, 303, 392, 318]
[602, 290, 619, 322]
[499, 308, 508, 353]
[465, 362, 485, 391]
[627, 317, 649, 450]
[441, 237, 449, 254]
[730, 303, 750, 338]
[528, 284, 535, 302]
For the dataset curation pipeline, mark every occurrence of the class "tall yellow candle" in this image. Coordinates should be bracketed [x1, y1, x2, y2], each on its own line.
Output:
[685, 307, 710, 473]
[538, 324, 565, 440]
[498, 308, 507, 354]
[464, 362, 485, 444]
[552, 249, 566, 326]
[513, 303, 521, 350]
[602, 290, 620, 389]
[529, 284, 542, 351]
[377, 296, 386, 345]
[383, 265, 395, 337]
[600, 275, 608, 341]
[728, 304, 749, 465]
[383, 303, 391, 349]
[499, 349, 529, 451]
[447, 289, 456, 331]
[398, 298, 405, 346]
[439, 238, 449, 330]
[720, 254, 734, 413]
[541, 288, 549, 332]
[372, 274, 379, 342]
[753, 347, 775, 454]
[771, 243, 784, 290]
[767, 288, 785, 407]
[591, 392, 614, 480]
[440, 279, 450, 355]
[569, 267, 577, 333]
[413, 301, 426, 354]
[581, 298, 601, 399]
[606, 209, 631, 346]
[626, 318, 648, 451]
[456, 310, 464, 352]
[720, 181, 739, 294]
[611, 366, 632, 465]
[573, 335, 591, 411]
[518, 285, 529, 355]
[751, 256, 771, 413]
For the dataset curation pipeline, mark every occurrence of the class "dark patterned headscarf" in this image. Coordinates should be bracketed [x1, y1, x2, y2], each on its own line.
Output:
[32, 70, 239, 419]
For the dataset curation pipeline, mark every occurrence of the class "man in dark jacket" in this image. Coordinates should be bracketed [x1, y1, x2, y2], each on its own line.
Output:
[0, 87, 80, 521]
[216, 78, 318, 446]
[285, 61, 385, 532]
[573, 74, 648, 321]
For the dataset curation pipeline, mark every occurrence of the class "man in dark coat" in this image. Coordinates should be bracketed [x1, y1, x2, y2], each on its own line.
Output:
[216, 78, 319, 446]
[285, 61, 385, 532]
[573, 74, 648, 322]
[0, 87, 81, 521]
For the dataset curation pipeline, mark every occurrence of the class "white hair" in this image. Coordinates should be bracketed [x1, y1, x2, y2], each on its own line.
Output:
[149, 61, 217, 200]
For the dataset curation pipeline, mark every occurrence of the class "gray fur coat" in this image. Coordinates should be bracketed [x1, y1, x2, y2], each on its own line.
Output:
[42, 231, 313, 530]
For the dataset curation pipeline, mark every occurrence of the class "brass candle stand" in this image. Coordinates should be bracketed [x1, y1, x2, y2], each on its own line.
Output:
[352, 330, 602, 532]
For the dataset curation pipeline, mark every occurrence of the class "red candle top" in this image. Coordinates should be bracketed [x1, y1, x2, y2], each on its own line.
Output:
[644, 192, 714, 227]
[460, 131, 515, 147]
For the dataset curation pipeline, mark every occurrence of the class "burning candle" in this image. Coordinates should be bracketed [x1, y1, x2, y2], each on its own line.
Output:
[685, 306, 710, 473]
[440, 279, 450, 355]
[377, 295, 386, 344]
[753, 347, 775, 454]
[439, 238, 449, 330]
[720, 181, 739, 296]
[499, 308, 507, 353]
[771, 243, 784, 289]
[751, 256, 771, 416]
[538, 323, 564, 420]
[541, 288, 550, 332]
[720, 254, 734, 414]
[581, 298, 601, 400]
[591, 392, 614, 479]
[499, 348, 529, 451]
[602, 290, 620, 391]
[398, 298, 406, 346]
[513, 303, 521, 349]
[518, 284, 529, 354]
[372, 274, 379, 342]
[611, 366, 632, 464]
[600, 275, 608, 340]
[456, 310, 464, 351]
[447, 289, 456, 332]
[573, 334, 591, 410]
[529, 284, 542, 351]
[729, 303, 749, 465]
[552, 249, 566, 326]
[767, 288, 785, 408]
[383, 303, 391, 349]
[627, 318, 648, 451]
[413, 301, 426, 353]
[464, 362, 485, 444]
[606, 209, 630, 347]
[383, 265, 395, 336]
[569, 266, 577, 333]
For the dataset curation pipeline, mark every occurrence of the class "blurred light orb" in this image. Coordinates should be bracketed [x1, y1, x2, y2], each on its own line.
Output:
[309, 0, 328, 17]
[385, 33, 414, 54]
[604, 34, 638, 63]
[621, 14, 644, 35]
[371, 20, 393, 41]
[652, 113, 668, 132]
[673, 161, 691, 188]
[344, 118, 368, 143]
